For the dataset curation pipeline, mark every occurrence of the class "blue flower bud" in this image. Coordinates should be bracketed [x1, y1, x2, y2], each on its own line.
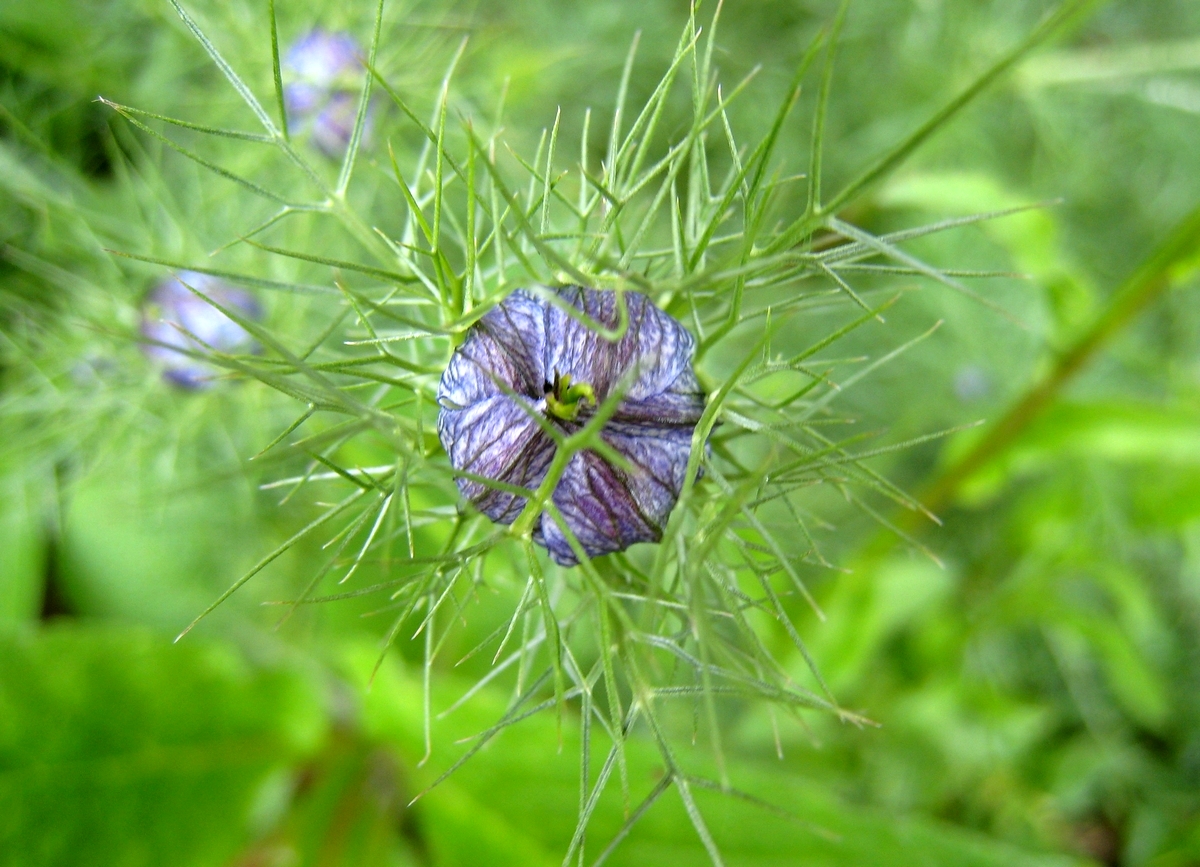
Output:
[283, 28, 372, 159]
[139, 272, 261, 390]
[437, 286, 706, 566]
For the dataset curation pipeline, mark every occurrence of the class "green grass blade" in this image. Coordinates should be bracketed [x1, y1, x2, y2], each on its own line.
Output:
[175, 489, 368, 640]
[268, 0, 289, 140]
[336, 0, 387, 195]
[806, 0, 850, 216]
[166, 0, 279, 135]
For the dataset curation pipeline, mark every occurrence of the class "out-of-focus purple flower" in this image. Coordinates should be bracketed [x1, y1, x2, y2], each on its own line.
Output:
[953, 364, 991, 402]
[140, 271, 261, 390]
[283, 28, 372, 158]
[437, 286, 706, 566]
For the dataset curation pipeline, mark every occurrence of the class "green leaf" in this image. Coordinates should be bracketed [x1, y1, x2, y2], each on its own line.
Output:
[947, 401, 1200, 505]
[0, 478, 44, 626]
[57, 468, 264, 633]
[0, 624, 327, 867]
[340, 643, 1091, 867]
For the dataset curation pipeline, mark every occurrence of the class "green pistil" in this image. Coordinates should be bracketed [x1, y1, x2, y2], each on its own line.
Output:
[545, 372, 596, 422]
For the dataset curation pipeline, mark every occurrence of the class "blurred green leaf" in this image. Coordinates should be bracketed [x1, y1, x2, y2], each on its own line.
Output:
[880, 171, 1096, 333]
[0, 0, 153, 94]
[242, 734, 425, 867]
[58, 463, 268, 631]
[953, 401, 1200, 505]
[809, 557, 955, 694]
[0, 624, 327, 867]
[0, 477, 44, 625]
[342, 642, 1093, 867]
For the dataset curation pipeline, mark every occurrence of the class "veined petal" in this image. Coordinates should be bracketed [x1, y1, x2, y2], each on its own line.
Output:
[441, 291, 546, 408]
[540, 448, 662, 566]
[438, 394, 555, 524]
[601, 422, 696, 526]
[613, 367, 706, 426]
[543, 288, 696, 403]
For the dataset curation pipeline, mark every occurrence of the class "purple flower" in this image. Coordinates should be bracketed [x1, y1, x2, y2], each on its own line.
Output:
[283, 28, 372, 158]
[140, 272, 261, 390]
[953, 364, 991, 402]
[437, 286, 706, 566]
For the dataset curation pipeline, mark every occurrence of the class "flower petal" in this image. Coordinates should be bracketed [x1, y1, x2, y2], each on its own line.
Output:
[543, 288, 697, 403]
[440, 291, 547, 408]
[285, 29, 361, 86]
[601, 421, 696, 525]
[539, 447, 662, 566]
[438, 394, 555, 524]
[140, 273, 260, 390]
[614, 366, 706, 426]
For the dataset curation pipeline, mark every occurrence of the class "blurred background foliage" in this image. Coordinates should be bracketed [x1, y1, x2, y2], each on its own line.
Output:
[2, 0, 1200, 865]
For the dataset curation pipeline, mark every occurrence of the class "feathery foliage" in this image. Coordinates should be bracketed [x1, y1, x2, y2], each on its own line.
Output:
[3, 0, 1155, 863]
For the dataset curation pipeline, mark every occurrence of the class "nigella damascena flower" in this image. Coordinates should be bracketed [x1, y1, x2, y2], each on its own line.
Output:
[140, 271, 261, 390]
[283, 28, 372, 158]
[437, 286, 706, 566]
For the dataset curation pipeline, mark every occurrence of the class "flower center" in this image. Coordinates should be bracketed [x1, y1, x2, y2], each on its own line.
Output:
[544, 370, 595, 422]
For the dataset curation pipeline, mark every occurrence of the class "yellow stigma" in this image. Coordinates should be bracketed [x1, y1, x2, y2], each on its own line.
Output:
[545, 372, 596, 422]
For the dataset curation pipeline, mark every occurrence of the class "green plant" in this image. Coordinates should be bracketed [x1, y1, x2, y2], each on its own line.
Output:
[13, 0, 1195, 863]
[71, 0, 1124, 861]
